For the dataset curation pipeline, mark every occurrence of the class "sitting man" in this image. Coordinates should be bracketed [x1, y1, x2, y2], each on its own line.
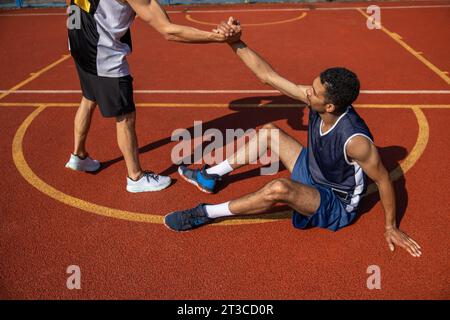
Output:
[165, 20, 422, 258]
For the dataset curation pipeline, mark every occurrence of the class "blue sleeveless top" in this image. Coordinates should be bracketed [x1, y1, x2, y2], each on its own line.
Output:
[307, 106, 373, 212]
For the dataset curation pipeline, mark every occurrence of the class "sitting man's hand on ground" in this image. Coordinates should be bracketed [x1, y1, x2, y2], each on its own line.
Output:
[385, 226, 422, 257]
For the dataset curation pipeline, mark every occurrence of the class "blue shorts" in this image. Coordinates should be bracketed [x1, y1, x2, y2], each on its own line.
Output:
[290, 148, 357, 231]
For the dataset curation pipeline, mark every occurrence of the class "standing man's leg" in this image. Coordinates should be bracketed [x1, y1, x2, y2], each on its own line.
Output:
[73, 97, 96, 158]
[116, 111, 142, 180]
[116, 110, 171, 193]
[65, 96, 101, 172]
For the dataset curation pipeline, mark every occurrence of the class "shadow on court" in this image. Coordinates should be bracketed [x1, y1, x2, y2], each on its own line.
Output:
[98, 95, 307, 176]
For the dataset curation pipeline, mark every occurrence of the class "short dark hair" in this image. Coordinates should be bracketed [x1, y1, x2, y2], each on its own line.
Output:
[319, 67, 360, 112]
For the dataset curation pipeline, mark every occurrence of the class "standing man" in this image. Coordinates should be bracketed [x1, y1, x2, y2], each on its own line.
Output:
[165, 20, 422, 258]
[66, 0, 239, 192]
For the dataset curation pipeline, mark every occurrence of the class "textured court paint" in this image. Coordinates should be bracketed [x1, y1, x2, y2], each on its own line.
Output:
[1, 2, 449, 299]
[356, 8, 450, 85]
[185, 11, 307, 27]
[12, 105, 428, 225]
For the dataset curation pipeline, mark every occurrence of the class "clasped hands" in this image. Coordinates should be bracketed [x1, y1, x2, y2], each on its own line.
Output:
[213, 16, 242, 43]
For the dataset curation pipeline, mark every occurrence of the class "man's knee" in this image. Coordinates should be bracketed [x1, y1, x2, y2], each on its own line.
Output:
[264, 178, 292, 201]
[260, 122, 280, 143]
[116, 111, 136, 126]
[81, 97, 96, 111]
[262, 122, 279, 131]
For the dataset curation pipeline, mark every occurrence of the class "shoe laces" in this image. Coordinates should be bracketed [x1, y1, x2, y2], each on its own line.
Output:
[143, 171, 160, 182]
[181, 207, 206, 227]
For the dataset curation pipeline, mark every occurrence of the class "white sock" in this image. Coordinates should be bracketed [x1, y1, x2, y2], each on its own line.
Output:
[204, 201, 233, 219]
[206, 159, 233, 176]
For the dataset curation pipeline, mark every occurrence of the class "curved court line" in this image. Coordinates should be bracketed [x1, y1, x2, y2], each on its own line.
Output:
[12, 106, 161, 224]
[185, 12, 307, 27]
[12, 106, 282, 225]
[364, 106, 429, 196]
[13, 105, 429, 225]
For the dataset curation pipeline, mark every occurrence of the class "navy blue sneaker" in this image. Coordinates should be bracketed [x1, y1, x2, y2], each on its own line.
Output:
[164, 204, 214, 232]
[178, 165, 221, 194]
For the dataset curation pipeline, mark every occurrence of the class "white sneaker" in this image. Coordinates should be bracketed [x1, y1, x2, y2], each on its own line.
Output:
[65, 154, 101, 172]
[126, 171, 171, 193]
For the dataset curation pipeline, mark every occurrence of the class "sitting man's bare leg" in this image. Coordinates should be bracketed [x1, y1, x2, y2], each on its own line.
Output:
[166, 123, 315, 231]
[178, 122, 303, 193]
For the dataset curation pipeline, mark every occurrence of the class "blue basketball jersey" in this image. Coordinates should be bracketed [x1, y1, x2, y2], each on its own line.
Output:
[307, 106, 374, 212]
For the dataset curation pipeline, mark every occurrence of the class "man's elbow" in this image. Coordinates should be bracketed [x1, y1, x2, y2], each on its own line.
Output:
[151, 23, 178, 41]
[163, 33, 178, 41]
[259, 76, 270, 85]
[160, 26, 176, 40]
[259, 72, 274, 85]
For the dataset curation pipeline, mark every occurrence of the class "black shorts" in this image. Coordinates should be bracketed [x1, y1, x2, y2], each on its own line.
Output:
[75, 62, 135, 118]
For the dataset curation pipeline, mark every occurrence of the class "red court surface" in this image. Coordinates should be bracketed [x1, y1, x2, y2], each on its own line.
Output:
[0, 1, 449, 299]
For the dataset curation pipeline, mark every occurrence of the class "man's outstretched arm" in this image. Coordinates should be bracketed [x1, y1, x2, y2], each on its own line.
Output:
[127, 0, 231, 43]
[346, 135, 422, 257]
[227, 40, 309, 104]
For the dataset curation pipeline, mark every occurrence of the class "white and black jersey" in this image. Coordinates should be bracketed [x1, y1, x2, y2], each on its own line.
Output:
[68, 0, 136, 77]
[67, 0, 137, 117]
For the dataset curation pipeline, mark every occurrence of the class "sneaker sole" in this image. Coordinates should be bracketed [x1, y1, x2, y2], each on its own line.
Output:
[178, 167, 213, 194]
[126, 179, 172, 193]
[65, 162, 101, 172]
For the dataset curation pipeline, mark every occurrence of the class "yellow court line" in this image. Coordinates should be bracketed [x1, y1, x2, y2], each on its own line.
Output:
[185, 12, 307, 27]
[12, 105, 429, 225]
[1, 102, 450, 109]
[356, 8, 450, 85]
[12, 106, 285, 225]
[0, 54, 71, 101]
[364, 106, 429, 196]
[12, 106, 160, 224]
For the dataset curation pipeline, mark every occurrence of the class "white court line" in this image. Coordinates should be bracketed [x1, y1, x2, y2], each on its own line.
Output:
[1, 4, 449, 16]
[0, 12, 65, 16]
[183, 4, 450, 13]
[1, 89, 450, 94]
